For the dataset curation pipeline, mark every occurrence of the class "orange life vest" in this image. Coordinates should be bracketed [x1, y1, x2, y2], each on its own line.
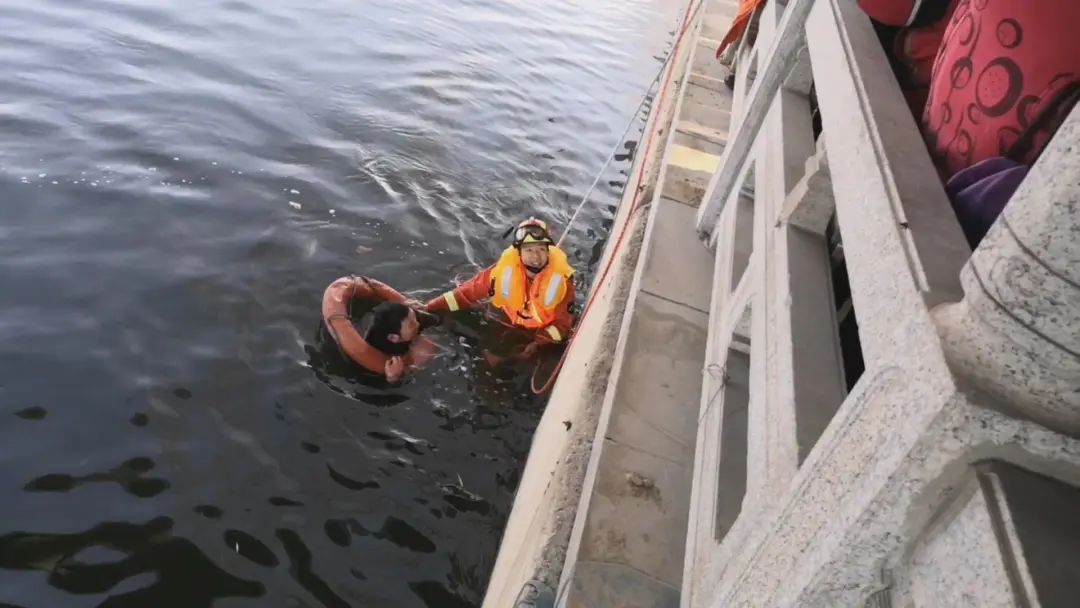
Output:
[489, 246, 574, 330]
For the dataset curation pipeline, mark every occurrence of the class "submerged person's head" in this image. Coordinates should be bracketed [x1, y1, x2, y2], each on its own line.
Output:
[366, 302, 420, 352]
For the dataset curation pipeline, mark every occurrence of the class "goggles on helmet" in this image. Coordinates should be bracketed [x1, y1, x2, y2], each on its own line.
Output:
[512, 220, 553, 247]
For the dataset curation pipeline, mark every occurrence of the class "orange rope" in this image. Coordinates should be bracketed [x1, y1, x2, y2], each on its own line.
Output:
[531, 0, 703, 395]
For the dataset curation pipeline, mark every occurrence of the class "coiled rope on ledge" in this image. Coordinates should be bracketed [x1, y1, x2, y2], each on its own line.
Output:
[531, 0, 705, 395]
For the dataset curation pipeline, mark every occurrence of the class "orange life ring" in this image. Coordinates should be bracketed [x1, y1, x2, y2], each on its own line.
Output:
[321, 276, 430, 375]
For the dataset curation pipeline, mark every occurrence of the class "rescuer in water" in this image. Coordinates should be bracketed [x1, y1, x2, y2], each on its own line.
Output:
[425, 218, 577, 363]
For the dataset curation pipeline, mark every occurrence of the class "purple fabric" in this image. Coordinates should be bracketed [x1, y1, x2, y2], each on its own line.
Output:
[945, 157, 1029, 248]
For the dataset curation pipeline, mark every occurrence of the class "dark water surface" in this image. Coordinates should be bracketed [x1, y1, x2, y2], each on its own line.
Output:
[0, 0, 682, 605]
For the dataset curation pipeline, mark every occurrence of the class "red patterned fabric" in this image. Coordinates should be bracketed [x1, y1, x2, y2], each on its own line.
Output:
[922, 0, 1080, 178]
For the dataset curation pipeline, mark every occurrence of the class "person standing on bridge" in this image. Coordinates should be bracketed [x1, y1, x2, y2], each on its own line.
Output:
[424, 218, 577, 363]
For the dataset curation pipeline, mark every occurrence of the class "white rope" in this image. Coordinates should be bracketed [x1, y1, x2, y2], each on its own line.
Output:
[555, 38, 677, 248]
[554, 0, 707, 249]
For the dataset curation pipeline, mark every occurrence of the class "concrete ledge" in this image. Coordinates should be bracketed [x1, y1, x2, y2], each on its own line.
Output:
[691, 39, 729, 81]
[564, 560, 680, 608]
[677, 120, 730, 146]
[673, 130, 726, 157]
[660, 165, 711, 207]
[704, 0, 739, 20]
[558, 10, 721, 591]
[639, 197, 715, 313]
[669, 144, 722, 174]
[678, 83, 732, 128]
[604, 292, 707, 461]
[688, 72, 728, 94]
[559, 287, 708, 606]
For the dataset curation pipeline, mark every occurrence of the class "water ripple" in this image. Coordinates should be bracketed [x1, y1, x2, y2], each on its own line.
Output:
[0, 0, 683, 604]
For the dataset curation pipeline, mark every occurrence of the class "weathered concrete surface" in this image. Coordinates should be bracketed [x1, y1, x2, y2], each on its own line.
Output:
[906, 478, 1016, 608]
[678, 83, 732, 134]
[564, 560, 681, 608]
[558, 231, 710, 608]
[898, 462, 1080, 608]
[988, 462, 1080, 606]
[711, 348, 750, 541]
[562, 293, 707, 592]
[554, 0, 735, 604]
[778, 140, 833, 234]
[691, 38, 727, 81]
[639, 197, 715, 312]
[934, 104, 1080, 436]
[558, 152, 716, 608]
[688, 369, 1080, 607]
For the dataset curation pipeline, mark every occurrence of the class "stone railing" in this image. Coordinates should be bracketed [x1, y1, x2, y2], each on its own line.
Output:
[684, 0, 1080, 606]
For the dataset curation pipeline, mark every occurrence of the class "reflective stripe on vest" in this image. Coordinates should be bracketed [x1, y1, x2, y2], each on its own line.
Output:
[499, 266, 514, 301]
[545, 325, 563, 342]
[544, 274, 563, 308]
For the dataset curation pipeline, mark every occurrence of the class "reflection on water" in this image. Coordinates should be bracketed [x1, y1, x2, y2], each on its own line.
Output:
[0, 518, 265, 604]
[224, 529, 280, 567]
[24, 456, 170, 499]
[0, 0, 682, 604]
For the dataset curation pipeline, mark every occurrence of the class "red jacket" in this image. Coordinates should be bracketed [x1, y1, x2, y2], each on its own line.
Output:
[425, 265, 576, 345]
